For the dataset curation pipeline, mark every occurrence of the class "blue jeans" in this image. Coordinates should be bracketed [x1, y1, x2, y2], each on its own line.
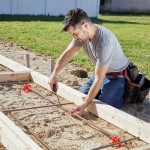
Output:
[80, 75, 126, 109]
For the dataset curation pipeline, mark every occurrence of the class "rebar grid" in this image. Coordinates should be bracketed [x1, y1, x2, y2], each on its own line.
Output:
[1, 103, 52, 150]
[0, 82, 141, 149]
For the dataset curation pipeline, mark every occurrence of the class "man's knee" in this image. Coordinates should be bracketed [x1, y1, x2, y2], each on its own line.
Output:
[98, 78, 126, 109]
[80, 86, 88, 94]
[80, 75, 95, 94]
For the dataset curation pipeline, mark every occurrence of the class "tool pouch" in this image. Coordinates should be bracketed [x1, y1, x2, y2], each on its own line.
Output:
[125, 62, 150, 104]
[127, 62, 139, 82]
[136, 77, 150, 103]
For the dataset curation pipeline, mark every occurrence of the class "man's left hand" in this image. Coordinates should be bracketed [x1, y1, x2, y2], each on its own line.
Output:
[71, 103, 86, 116]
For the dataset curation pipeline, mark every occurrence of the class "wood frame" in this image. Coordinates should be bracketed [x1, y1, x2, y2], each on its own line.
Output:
[0, 54, 150, 145]
[132, 144, 150, 150]
[0, 112, 42, 150]
[0, 71, 31, 82]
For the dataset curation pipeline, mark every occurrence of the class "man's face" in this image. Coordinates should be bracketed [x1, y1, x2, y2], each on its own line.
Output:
[68, 24, 89, 43]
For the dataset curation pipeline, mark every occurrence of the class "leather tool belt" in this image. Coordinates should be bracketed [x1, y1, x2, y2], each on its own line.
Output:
[106, 62, 150, 104]
[106, 67, 128, 78]
[125, 62, 150, 104]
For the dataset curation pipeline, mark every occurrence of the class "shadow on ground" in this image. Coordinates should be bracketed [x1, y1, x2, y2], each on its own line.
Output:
[122, 98, 150, 123]
[0, 15, 149, 25]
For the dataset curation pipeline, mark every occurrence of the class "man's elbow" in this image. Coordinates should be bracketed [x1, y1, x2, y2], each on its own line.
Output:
[94, 77, 103, 86]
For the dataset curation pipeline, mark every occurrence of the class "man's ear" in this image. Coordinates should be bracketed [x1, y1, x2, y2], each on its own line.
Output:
[82, 22, 88, 30]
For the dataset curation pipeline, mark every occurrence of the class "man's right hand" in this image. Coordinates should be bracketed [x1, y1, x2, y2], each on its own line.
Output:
[48, 72, 58, 92]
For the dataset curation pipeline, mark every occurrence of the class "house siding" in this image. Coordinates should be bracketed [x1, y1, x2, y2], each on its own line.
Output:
[101, 0, 150, 13]
[0, 0, 100, 18]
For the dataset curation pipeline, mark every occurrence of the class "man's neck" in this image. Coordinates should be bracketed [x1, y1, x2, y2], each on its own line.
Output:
[89, 24, 98, 41]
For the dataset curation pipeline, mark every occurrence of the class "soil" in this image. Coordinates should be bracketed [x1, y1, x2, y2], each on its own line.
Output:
[0, 40, 150, 150]
[0, 67, 145, 150]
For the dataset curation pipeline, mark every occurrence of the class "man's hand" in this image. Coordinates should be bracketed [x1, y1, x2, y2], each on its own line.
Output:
[71, 103, 87, 116]
[48, 72, 58, 92]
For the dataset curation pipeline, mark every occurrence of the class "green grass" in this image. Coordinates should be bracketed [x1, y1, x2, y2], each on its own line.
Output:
[0, 14, 149, 79]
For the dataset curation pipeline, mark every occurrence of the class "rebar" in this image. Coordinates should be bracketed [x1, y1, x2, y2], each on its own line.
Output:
[1, 103, 52, 150]
[29, 87, 141, 149]
[28, 85, 61, 104]
[28, 86, 114, 138]
[0, 81, 29, 85]
[3, 102, 74, 112]
[92, 137, 139, 150]
[1, 83, 140, 149]
[57, 104, 114, 138]
[28, 87, 59, 105]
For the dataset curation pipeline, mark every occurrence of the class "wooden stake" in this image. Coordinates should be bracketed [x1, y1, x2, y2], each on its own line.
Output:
[24, 53, 30, 68]
[47, 58, 55, 77]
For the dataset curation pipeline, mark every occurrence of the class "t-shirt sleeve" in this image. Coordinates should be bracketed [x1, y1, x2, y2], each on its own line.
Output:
[96, 37, 114, 66]
[71, 39, 83, 47]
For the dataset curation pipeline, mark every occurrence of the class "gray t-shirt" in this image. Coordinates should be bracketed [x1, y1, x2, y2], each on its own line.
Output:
[72, 24, 129, 73]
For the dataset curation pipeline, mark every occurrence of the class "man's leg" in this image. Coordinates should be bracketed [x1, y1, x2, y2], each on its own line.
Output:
[99, 77, 126, 109]
[80, 75, 126, 109]
[80, 75, 95, 94]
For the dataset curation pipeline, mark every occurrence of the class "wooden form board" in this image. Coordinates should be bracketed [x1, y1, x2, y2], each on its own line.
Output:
[0, 112, 42, 150]
[0, 71, 31, 82]
[132, 144, 150, 150]
[0, 55, 150, 144]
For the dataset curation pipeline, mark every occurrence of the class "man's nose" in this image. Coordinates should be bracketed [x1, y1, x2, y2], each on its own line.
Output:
[74, 35, 78, 40]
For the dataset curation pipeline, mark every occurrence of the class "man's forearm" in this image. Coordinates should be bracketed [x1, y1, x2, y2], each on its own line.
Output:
[53, 54, 71, 75]
[83, 80, 103, 108]
[82, 65, 109, 108]
[52, 46, 79, 76]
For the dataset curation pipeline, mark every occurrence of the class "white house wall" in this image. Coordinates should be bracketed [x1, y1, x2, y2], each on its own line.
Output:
[77, 0, 99, 18]
[111, 0, 150, 13]
[0, 0, 12, 14]
[46, 0, 76, 16]
[12, 0, 45, 15]
[0, 0, 100, 18]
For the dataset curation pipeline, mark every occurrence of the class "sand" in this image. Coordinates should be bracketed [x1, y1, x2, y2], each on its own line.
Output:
[0, 40, 150, 149]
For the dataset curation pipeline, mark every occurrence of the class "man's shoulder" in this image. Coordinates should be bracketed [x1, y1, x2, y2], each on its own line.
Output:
[96, 24, 113, 35]
[93, 24, 115, 44]
[71, 39, 83, 47]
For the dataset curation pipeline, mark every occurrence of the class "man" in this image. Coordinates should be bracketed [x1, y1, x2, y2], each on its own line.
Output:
[48, 8, 129, 116]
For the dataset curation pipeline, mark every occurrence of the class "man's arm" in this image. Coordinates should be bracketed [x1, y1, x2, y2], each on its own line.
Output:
[48, 42, 80, 90]
[71, 65, 109, 116]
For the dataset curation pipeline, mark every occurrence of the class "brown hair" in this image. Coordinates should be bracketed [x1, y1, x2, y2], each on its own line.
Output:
[62, 8, 91, 32]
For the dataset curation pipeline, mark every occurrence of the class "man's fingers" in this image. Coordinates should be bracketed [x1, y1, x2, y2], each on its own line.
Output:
[71, 109, 76, 114]
[71, 107, 79, 113]
[71, 107, 81, 116]
[52, 83, 57, 92]
[50, 83, 54, 91]
[56, 81, 58, 88]
[48, 80, 58, 92]
[71, 108, 77, 116]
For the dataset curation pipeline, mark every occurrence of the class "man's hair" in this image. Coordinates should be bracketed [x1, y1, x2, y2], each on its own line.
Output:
[62, 8, 91, 32]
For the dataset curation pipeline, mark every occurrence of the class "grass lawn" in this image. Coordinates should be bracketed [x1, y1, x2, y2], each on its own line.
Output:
[0, 14, 149, 79]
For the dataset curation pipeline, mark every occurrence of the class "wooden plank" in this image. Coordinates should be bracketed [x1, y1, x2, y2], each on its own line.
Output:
[0, 112, 42, 150]
[24, 53, 30, 68]
[0, 71, 31, 82]
[132, 144, 150, 150]
[0, 54, 150, 144]
[47, 59, 55, 77]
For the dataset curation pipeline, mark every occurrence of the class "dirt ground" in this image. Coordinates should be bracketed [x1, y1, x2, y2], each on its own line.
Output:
[0, 40, 150, 122]
[0, 68, 146, 150]
[0, 40, 150, 149]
